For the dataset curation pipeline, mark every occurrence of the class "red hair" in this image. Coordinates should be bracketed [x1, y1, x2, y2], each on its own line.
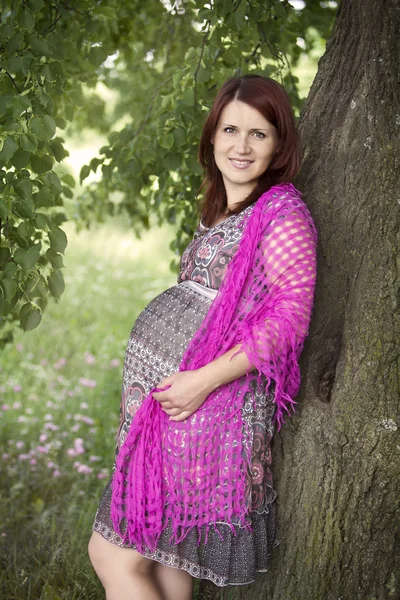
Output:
[198, 75, 302, 227]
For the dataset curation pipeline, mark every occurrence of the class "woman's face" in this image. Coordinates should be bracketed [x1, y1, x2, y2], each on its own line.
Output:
[212, 100, 279, 203]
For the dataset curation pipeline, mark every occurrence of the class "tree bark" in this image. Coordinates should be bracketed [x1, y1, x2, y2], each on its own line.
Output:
[199, 0, 400, 598]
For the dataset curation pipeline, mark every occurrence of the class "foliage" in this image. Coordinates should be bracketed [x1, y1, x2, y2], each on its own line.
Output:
[0, 0, 337, 344]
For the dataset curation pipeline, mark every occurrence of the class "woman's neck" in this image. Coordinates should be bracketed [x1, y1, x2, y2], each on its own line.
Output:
[225, 183, 256, 210]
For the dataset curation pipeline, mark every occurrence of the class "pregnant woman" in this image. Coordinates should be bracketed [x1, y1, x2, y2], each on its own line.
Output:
[88, 74, 318, 600]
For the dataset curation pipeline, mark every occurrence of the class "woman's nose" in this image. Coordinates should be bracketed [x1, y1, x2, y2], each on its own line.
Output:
[234, 135, 251, 154]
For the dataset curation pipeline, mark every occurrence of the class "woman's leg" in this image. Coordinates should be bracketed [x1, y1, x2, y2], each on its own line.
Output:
[153, 562, 194, 600]
[88, 531, 162, 600]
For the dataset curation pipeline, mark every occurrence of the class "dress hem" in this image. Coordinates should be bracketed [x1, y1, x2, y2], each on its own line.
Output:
[92, 519, 280, 588]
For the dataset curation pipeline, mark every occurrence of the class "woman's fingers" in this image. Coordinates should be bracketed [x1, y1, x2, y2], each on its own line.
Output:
[152, 381, 173, 401]
[158, 401, 173, 409]
[158, 374, 176, 388]
[152, 390, 167, 401]
[162, 407, 181, 416]
[169, 410, 191, 422]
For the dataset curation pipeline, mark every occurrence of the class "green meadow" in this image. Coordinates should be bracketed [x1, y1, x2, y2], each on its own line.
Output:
[0, 220, 177, 599]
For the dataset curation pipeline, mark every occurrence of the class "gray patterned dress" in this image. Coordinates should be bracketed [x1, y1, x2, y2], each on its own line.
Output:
[92, 204, 280, 587]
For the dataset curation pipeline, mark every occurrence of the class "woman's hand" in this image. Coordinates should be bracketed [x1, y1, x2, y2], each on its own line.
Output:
[152, 370, 214, 422]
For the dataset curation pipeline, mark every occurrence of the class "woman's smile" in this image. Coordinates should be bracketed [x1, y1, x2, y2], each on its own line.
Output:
[229, 158, 255, 169]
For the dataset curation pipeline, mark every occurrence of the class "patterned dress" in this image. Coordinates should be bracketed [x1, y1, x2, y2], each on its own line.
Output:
[92, 204, 280, 587]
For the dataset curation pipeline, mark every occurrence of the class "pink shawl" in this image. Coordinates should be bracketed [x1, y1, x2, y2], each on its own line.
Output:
[111, 182, 318, 552]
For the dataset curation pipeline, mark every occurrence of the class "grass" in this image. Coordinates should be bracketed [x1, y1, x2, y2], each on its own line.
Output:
[0, 219, 177, 600]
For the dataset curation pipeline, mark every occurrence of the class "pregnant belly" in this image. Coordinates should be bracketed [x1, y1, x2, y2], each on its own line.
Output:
[116, 283, 214, 452]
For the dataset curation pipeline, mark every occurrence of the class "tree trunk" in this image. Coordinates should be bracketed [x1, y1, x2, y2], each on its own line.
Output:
[199, 0, 400, 598]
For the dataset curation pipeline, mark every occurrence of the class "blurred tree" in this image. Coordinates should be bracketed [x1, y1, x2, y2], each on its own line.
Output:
[0, 0, 336, 343]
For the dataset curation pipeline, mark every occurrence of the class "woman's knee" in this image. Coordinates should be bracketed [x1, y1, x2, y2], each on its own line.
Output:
[88, 531, 155, 582]
[88, 532, 108, 579]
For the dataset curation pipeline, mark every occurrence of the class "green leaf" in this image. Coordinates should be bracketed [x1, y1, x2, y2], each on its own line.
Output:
[196, 66, 210, 83]
[46, 248, 64, 269]
[0, 20, 14, 38]
[34, 213, 48, 229]
[90, 157, 102, 172]
[7, 31, 24, 54]
[0, 137, 18, 163]
[48, 227, 67, 254]
[33, 187, 53, 207]
[13, 198, 34, 220]
[173, 128, 186, 147]
[61, 173, 75, 188]
[0, 247, 11, 265]
[0, 279, 17, 302]
[30, 37, 52, 56]
[0, 198, 9, 219]
[31, 154, 53, 174]
[10, 95, 31, 119]
[17, 222, 34, 240]
[165, 153, 181, 170]
[18, 7, 35, 31]
[0, 95, 11, 117]
[80, 165, 90, 183]
[160, 133, 174, 149]
[15, 179, 33, 201]
[47, 269, 65, 299]
[89, 45, 108, 67]
[274, 2, 287, 19]
[20, 133, 38, 153]
[182, 87, 195, 105]
[55, 117, 67, 129]
[7, 56, 23, 74]
[47, 61, 65, 85]
[30, 116, 56, 142]
[21, 52, 34, 76]
[31, 279, 48, 299]
[61, 185, 73, 199]
[11, 149, 31, 169]
[28, 0, 45, 11]
[53, 212, 67, 226]
[50, 140, 68, 162]
[3, 261, 17, 278]
[20, 303, 42, 331]
[14, 244, 41, 272]
[45, 172, 62, 194]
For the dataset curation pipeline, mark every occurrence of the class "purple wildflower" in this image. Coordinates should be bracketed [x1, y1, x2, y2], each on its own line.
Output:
[78, 378, 97, 389]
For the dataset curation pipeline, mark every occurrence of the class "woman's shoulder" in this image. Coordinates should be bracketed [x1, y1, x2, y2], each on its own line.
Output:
[258, 183, 318, 242]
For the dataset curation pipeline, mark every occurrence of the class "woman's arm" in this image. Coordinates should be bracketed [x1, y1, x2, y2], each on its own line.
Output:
[198, 343, 255, 390]
[152, 344, 255, 422]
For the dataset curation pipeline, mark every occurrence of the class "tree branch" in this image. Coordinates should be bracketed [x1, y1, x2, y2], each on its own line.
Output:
[245, 43, 261, 64]
[5, 71, 21, 94]
[132, 74, 174, 139]
[41, 13, 62, 35]
[193, 23, 210, 108]
[59, 2, 91, 15]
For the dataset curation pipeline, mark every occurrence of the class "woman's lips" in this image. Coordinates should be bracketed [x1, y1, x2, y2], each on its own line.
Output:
[229, 158, 254, 169]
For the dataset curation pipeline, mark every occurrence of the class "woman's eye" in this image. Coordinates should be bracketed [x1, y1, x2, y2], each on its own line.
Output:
[253, 131, 266, 139]
[224, 127, 235, 133]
